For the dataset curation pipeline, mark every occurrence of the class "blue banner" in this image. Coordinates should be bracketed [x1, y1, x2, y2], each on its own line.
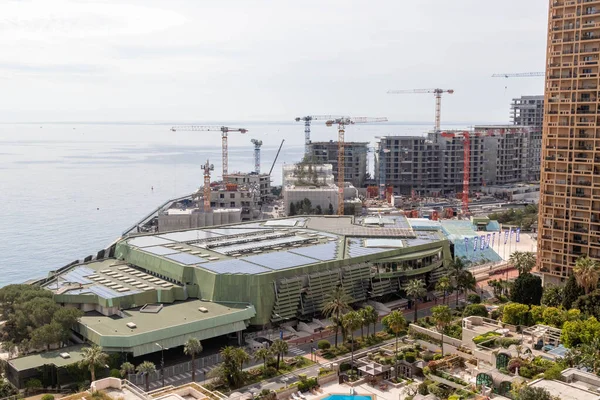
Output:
[516, 228, 521, 243]
[464, 237, 469, 253]
[509, 228, 513, 242]
[504, 230, 509, 244]
[486, 234, 491, 249]
[491, 232, 496, 248]
[480, 235, 485, 251]
[473, 236, 478, 252]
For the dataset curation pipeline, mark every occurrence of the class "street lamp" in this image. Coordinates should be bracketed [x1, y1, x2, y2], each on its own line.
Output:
[155, 343, 169, 388]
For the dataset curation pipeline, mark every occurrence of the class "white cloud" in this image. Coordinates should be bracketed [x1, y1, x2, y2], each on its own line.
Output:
[0, 0, 548, 123]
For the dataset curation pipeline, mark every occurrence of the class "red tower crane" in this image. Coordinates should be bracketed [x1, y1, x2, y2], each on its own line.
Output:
[171, 125, 248, 180]
[387, 88, 454, 132]
[441, 127, 528, 215]
[325, 116, 387, 215]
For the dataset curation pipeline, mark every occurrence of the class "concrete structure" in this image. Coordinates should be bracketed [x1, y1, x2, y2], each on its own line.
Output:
[29, 216, 454, 362]
[480, 183, 540, 203]
[538, 0, 600, 283]
[226, 172, 271, 203]
[375, 125, 540, 197]
[282, 163, 362, 215]
[511, 95, 544, 127]
[307, 141, 369, 187]
[158, 208, 242, 231]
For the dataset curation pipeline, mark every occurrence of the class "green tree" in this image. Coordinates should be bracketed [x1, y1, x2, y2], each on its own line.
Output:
[362, 305, 378, 337]
[448, 257, 467, 306]
[358, 308, 368, 339]
[510, 251, 536, 275]
[315, 205, 323, 215]
[136, 361, 156, 392]
[119, 362, 135, 378]
[405, 279, 427, 322]
[456, 270, 477, 303]
[321, 286, 352, 347]
[542, 306, 566, 328]
[510, 273, 543, 305]
[51, 307, 84, 344]
[254, 347, 271, 370]
[271, 339, 288, 370]
[563, 274, 585, 309]
[435, 276, 452, 305]
[561, 316, 600, 348]
[541, 285, 563, 308]
[79, 345, 109, 383]
[515, 385, 556, 400]
[573, 290, 600, 320]
[431, 305, 452, 356]
[574, 256, 600, 294]
[288, 202, 296, 216]
[328, 203, 334, 215]
[502, 303, 530, 326]
[184, 337, 203, 382]
[214, 346, 246, 388]
[381, 310, 406, 378]
[573, 337, 600, 374]
[342, 311, 363, 366]
[30, 322, 63, 350]
[463, 304, 488, 318]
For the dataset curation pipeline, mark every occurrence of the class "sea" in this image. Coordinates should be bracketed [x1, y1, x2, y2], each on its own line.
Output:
[0, 121, 469, 287]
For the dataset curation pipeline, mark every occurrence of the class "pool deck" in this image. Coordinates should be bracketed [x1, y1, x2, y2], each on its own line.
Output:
[302, 382, 411, 400]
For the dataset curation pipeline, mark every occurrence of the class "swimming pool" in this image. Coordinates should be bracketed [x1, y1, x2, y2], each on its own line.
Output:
[320, 395, 372, 400]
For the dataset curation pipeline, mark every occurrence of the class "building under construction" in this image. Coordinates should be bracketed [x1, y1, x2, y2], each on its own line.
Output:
[306, 141, 369, 188]
[374, 125, 541, 197]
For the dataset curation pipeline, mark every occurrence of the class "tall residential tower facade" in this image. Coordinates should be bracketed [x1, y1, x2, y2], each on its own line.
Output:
[538, 0, 600, 284]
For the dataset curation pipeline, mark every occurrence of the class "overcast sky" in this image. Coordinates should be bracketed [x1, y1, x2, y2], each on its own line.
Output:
[0, 0, 548, 123]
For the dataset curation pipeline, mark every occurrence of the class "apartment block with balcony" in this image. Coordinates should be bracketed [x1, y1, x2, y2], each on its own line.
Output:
[307, 141, 369, 187]
[539, 0, 600, 284]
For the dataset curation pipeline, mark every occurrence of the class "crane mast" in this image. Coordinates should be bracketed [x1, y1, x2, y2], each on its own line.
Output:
[295, 115, 345, 155]
[387, 88, 454, 132]
[326, 117, 387, 215]
[171, 125, 248, 181]
[251, 139, 263, 174]
[201, 160, 214, 212]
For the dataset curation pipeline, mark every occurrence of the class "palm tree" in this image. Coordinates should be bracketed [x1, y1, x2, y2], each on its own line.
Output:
[136, 361, 156, 392]
[382, 310, 406, 378]
[119, 362, 135, 378]
[321, 286, 352, 347]
[456, 270, 477, 304]
[78, 345, 108, 383]
[574, 255, 600, 294]
[271, 339, 288, 370]
[435, 276, 452, 305]
[254, 347, 271, 370]
[184, 337, 203, 382]
[431, 305, 452, 356]
[363, 305, 379, 338]
[342, 311, 363, 367]
[449, 257, 467, 306]
[405, 279, 427, 322]
[219, 346, 245, 387]
[359, 308, 368, 339]
[510, 251, 536, 275]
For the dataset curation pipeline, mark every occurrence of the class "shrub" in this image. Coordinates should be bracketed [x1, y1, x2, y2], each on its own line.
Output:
[339, 362, 351, 372]
[317, 340, 330, 350]
[467, 294, 481, 304]
[417, 382, 429, 395]
[262, 367, 277, 378]
[433, 354, 444, 361]
[508, 358, 523, 374]
[109, 369, 121, 378]
[25, 379, 42, 391]
[473, 331, 502, 344]
[41, 395, 54, 400]
[498, 338, 521, 348]
[463, 304, 489, 318]
[404, 352, 416, 363]
[444, 323, 463, 339]
[519, 365, 536, 379]
[423, 352, 434, 362]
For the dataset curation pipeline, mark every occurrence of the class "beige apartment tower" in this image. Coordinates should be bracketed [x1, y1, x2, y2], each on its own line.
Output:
[538, 0, 600, 284]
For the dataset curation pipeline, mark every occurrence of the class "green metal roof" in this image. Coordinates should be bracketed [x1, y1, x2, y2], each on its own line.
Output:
[76, 300, 255, 356]
[9, 344, 87, 372]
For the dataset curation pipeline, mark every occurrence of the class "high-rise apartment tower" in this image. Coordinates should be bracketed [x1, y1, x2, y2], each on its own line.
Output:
[538, 0, 600, 284]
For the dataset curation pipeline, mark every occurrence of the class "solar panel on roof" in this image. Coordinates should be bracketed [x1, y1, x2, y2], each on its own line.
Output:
[264, 219, 298, 227]
[244, 251, 317, 270]
[165, 252, 208, 265]
[128, 236, 174, 248]
[206, 228, 269, 236]
[200, 259, 271, 274]
[364, 239, 404, 248]
[289, 241, 338, 261]
[143, 246, 180, 256]
[347, 239, 397, 258]
[158, 230, 222, 242]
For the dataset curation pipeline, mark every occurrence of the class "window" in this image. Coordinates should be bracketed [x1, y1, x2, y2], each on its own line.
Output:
[219, 194, 224, 199]
[230, 193, 235, 199]
[230, 202, 236, 207]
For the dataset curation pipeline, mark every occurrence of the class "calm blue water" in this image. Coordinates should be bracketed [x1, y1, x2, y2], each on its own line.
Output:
[0, 122, 465, 286]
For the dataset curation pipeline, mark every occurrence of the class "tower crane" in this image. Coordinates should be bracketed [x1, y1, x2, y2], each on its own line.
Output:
[170, 125, 248, 180]
[326, 116, 388, 215]
[251, 138, 263, 174]
[295, 115, 345, 155]
[491, 72, 544, 78]
[441, 127, 527, 215]
[387, 88, 454, 132]
[201, 159, 214, 212]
